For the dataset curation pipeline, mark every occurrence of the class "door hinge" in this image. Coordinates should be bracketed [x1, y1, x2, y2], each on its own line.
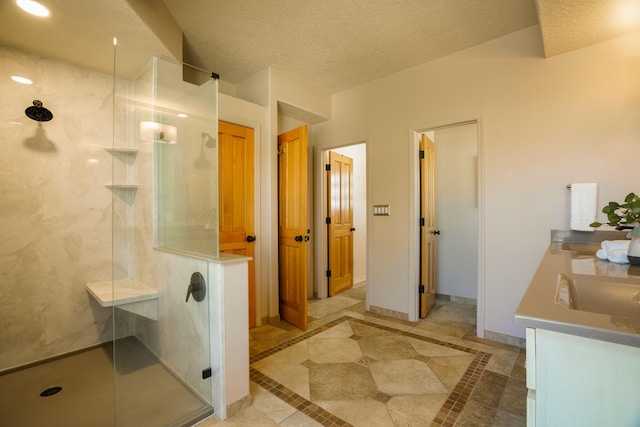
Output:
[202, 367, 212, 379]
[419, 150, 425, 159]
[419, 284, 425, 294]
[326, 270, 332, 278]
[326, 217, 331, 224]
[325, 164, 331, 171]
[420, 217, 425, 227]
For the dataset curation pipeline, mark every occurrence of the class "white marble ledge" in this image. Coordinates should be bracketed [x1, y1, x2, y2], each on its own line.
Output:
[86, 279, 157, 307]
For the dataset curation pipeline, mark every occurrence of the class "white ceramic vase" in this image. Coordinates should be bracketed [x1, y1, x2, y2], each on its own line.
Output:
[628, 236, 640, 266]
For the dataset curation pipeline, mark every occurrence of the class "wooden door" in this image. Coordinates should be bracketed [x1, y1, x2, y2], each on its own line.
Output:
[278, 125, 308, 330]
[218, 120, 256, 328]
[420, 133, 436, 318]
[327, 151, 354, 296]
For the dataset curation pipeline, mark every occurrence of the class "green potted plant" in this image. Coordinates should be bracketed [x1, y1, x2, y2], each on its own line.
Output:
[590, 192, 640, 265]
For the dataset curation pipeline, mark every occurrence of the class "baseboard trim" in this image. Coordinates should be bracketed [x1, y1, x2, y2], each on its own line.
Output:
[484, 330, 525, 348]
[369, 305, 408, 321]
[436, 293, 477, 306]
[225, 394, 252, 419]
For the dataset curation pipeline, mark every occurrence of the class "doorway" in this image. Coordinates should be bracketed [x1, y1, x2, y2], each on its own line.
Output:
[316, 143, 367, 300]
[413, 121, 482, 331]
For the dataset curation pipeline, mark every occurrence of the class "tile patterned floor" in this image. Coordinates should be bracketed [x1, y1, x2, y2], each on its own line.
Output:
[199, 283, 527, 427]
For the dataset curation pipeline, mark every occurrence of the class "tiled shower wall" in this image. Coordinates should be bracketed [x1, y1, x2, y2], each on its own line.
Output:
[0, 45, 114, 370]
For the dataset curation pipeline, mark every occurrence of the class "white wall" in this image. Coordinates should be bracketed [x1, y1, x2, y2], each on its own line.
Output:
[433, 124, 478, 299]
[313, 26, 640, 338]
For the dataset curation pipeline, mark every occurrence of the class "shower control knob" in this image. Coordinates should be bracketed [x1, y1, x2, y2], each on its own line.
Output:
[185, 272, 206, 303]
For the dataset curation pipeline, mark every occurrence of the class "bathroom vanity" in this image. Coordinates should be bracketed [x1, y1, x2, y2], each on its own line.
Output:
[515, 234, 640, 427]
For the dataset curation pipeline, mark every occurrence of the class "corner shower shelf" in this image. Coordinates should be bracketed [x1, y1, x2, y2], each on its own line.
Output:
[86, 279, 158, 320]
[105, 148, 138, 154]
[106, 147, 138, 153]
[105, 184, 139, 189]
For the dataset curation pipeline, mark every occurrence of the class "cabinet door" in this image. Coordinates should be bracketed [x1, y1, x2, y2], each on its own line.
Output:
[536, 329, 640, 427]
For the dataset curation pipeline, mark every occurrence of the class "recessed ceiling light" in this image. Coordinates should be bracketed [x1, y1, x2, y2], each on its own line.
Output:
[177, 113, 188, 118]
[16, 0, 50, 17]
[11, 75, 33, 85]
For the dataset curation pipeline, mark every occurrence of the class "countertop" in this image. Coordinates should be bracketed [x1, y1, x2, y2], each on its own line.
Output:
[514, 240, 640, 348]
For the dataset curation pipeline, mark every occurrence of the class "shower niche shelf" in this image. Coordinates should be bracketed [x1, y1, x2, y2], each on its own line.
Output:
[86, 279, 158, 320]
[105, 147, 138, 154]
[106, 147, 139, 190]
[105, 184, 139, 189]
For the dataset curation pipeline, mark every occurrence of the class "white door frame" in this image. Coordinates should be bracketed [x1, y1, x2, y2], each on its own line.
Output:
[314, 140, 367, 300]
[408, 118, 486, 337]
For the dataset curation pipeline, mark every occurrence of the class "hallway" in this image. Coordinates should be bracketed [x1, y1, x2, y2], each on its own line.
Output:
[200, 283, 526, 426]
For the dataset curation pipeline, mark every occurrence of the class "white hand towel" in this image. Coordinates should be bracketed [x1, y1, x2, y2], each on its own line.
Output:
[601, 240, 630, 253]
[608, 249, 629, 264]
[570, 183, 597, 231]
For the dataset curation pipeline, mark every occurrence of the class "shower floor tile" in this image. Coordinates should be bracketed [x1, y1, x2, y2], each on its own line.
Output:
[0, 338, 207, 427]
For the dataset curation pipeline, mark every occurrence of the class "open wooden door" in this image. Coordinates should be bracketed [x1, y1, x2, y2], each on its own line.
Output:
[218, 120, 256, 328]
[278, 125, 308, 330]
[420, 133, 437, 318]
[327, 151, 354, 296]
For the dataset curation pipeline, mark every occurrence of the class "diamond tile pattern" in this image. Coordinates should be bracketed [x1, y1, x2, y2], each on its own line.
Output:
[203, 288, 527, 427]
[250, 317, 491, 426]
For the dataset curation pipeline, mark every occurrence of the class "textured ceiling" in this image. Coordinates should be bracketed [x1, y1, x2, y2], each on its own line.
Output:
[1, 0, 639, 93]
[163, 0, 538, 92]
[536, 0, 640, 57]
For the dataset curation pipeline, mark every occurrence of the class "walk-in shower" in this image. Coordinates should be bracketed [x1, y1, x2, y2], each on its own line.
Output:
[0, 36, 219, 426]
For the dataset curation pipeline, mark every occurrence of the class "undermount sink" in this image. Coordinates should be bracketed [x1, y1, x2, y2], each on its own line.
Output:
[555, 273, 640, 321]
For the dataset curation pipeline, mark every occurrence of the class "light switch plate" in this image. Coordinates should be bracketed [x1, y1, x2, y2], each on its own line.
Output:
[373, 205, 390, 216]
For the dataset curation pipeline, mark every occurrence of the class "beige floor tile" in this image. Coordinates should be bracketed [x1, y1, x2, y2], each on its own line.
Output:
[309, 319, 354, 339]
[358, 335, 417, 360]
[498, 377, 527, 417]
[456, 400, 496, 427]
[369, 359, 448, 395]
[249, 382, 297, 424]
[484, 347, 519, 376]
[405, 336, 469, 357]
[491, 410, 527, 427]
[309, 362, 377, 400]
[470, 371, 508, 409]
[426, 355, 475, 391]
[279, 411, 324, 427]
[198, 406, 280, 426]
[317, 398, 395, 427]
[386, 394, 449, 427]
[252, 354, 311, 400]
[232, 289, 524, 427]
[308, 295, 360, 319]
[308, 337, 363, 364]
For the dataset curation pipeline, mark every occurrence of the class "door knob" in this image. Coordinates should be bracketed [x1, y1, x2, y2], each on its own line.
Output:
[432, 230, 441, 235]
[246, 235, 256, 242]
[294, 235, 303, 242]
[185, 272, 206, 302]
[350, 227, 356, 231]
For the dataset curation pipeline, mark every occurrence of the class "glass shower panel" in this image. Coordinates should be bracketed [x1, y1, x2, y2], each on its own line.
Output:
[112, 41, 216, 426]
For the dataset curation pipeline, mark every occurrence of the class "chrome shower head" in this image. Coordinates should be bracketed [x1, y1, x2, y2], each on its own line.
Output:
[25, 100, 53, 122]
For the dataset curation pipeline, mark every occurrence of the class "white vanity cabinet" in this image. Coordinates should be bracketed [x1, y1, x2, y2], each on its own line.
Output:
[525, 327, 640, 427]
